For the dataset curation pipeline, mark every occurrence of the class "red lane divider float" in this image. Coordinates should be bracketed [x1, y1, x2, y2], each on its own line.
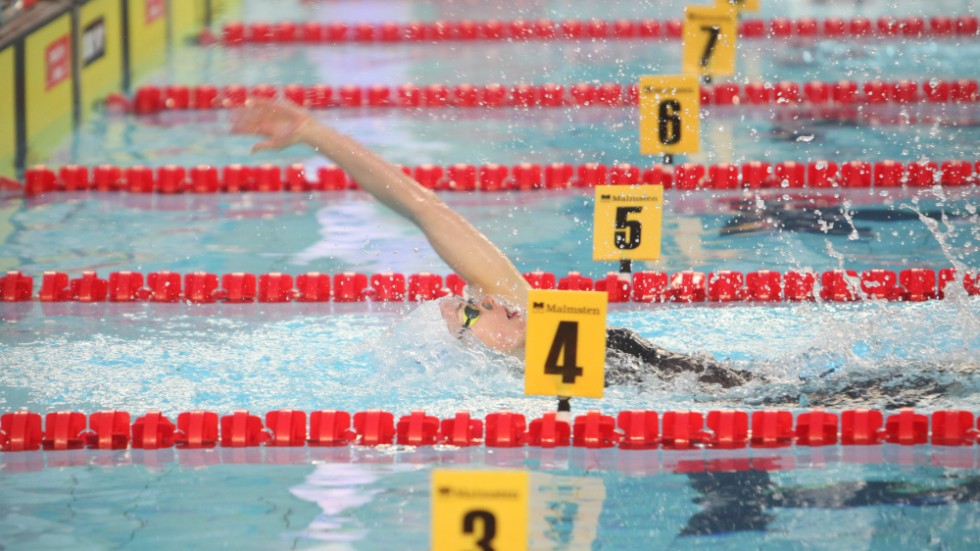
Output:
[1, 268, 977, 306]
[205, 15, 980, 45]
[3, 408, 979, 455]
[17, 159, 979, 196]
[121, 78, 979, 115]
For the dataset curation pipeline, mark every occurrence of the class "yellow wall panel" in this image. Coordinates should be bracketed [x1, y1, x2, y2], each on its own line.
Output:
[0, 46, 15, 178]
[127, 0, 167, 83]
[79, 0, 123, 121]
[171, 0, 208, 43]
[24, 13, 74, 166]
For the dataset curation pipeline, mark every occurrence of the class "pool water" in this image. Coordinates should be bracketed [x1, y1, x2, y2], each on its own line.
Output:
[2, 0, 980, 549]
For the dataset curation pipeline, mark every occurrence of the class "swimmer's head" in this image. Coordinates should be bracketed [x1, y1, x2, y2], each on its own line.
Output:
[438, 295, 526, 353]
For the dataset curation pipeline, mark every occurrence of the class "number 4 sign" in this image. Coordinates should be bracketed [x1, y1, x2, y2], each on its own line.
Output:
[432, 470, 528, 551]
[592, 184, 663, 261]
[525, 290, 607, 399]
[638, 75, 700, 155]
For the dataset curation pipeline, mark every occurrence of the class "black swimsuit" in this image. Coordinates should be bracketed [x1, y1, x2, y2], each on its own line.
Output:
[605, 328, 752, 388]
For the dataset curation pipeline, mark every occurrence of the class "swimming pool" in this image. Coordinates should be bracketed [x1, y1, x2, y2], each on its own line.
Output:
[2, 0, 980, 548]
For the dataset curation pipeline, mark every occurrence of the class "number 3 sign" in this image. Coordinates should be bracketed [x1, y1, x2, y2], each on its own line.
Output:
[592, 184, 663, 261]
[638, 75, 700, 155]
[525, 290, 607, 399]
[432, 470, 528, 551]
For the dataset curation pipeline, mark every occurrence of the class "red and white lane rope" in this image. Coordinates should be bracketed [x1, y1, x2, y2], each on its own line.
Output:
[121, 78, 979, 115]
[2, 408, 978, 454]
[1, 267, 977, 306]
[17, 159, 979, 196]
[206, 15, 980, 45]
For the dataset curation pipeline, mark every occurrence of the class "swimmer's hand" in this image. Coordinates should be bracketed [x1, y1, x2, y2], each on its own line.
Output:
[230, 99, 313, 153]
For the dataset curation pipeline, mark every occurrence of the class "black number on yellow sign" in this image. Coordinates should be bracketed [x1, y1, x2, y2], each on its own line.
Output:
[614, 206, 643, 250]
[463, 510, 497, 551]
[544, 321, 584, 384]
[657, 100, 682, 145]
[700, 25, 721, 67]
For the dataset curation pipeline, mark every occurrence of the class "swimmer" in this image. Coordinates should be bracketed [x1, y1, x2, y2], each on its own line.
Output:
[231, 100, 752, 389]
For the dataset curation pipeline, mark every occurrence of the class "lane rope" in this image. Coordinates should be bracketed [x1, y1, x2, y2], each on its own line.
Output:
[1, 408, 977, 454]
[119, 78, 980, 115]
[205, 15, 980, 45]
[1, 268, 977, 306]
[16, 159, 980, 196]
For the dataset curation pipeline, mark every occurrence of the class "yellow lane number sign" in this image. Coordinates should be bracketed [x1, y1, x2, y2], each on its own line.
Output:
[639, 75, 700, 155]
[683, 5, 738, 77]
[432, 470, 528, 551]
[525, 290, 607, 399]
[592, 184, 663, 261]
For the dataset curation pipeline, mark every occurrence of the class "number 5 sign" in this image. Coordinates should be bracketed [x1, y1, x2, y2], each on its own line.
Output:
[592, 184, 663, 261]
[432, 470, 528, 551]
[638, 75, 700, 155]
[525, 290, 607, 399]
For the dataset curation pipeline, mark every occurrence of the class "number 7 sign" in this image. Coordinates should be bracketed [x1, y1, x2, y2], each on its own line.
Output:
[682, 5, 738, 77]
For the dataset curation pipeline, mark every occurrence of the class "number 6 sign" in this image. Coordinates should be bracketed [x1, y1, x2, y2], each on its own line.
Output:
[638, 75, 700, 155]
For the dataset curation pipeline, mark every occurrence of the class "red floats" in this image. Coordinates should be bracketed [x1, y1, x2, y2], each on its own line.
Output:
[316, 165, 348, 191]
[632, 271, 667, 302]
[70, 271, 108, 302]
[174, 411, 219, 448]
[708, 271, 745, 302]
[0, 271, 33, 302]
[840, 161, 872, 188]
[108, 271, 145, 302]
[369, 272, 406, 301]
[795, 409, 838, 446]
[40, 411, 86, 450]
[485, 411, 527, 447]
[860, 269, 899, 300]
[873, 160, 905, 187]
[930, 410, 976, 446]
[218, 273, 256, 302]
[941, 160, 972, 186]
[594, 273, 630, 303]
[527, 412, 571, 448]
[184, 272, 219, 303]
[820, 270, 860, 302]
[705, 410, 748, 449]
[666, 271, 706, 302]
[574, 163, 607, 187]
[148, 271, 182, 302]
[708, 163, 738, 189]
[661, 411, 704, 450]
[293, 272, 330, 302]
[308, 410, 354, 446]
[132, 412, 176, 449]
[774, 161, 805, 188]
[478, 164, 508, 191]
[674, 163, 705, 190]
[333, 272, 368, 302]
[220, 410, 269, 447]
[617, 410, 658, 449]
[899, 268, 937, 301]
[58, 165, 90, 191]
[408, 273, 444, 301]
[523, 271, 556, 290]
[353, 410, 395, 446]
[883, 408, 928, 445]
[907, 161, 938, 186]
[86, 411, 131, 449]
[750, 410, 794, 448]
[807, 161, 838, 188]
[841, 409, 883, 445]
[24, 165, 57, 196]
[544, 163, 574, 189]
[572, 411, 619, 448]
[558, 271, 594, 291]
[265, 409, 306, 447]
[511, 162, 542, 190]
[446, 164, 477, 191]
[440, 411, 483, 447]
[258, 273, 294, 303]
[784, 271, 816, 301]
[745, 270, 781, 301]
[190, 165, 220, 193]
[396, 410, 440, 446]
[1, 411, 43, 451]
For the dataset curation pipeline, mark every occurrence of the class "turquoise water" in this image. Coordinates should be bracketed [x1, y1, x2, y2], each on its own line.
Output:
[2, 0, 980, 549]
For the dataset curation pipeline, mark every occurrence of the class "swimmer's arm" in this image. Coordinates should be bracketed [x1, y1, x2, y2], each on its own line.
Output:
[231, 100, 530, 305]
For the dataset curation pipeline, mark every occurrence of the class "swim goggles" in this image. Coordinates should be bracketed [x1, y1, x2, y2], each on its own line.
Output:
[461, 299, 483, 329]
